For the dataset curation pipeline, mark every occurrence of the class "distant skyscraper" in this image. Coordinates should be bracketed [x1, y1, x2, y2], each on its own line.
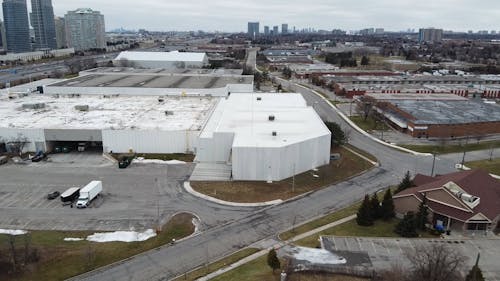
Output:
[247, 22, 259, 38]
[31, 0, 57, 50]
[54, 16, 66, 49]
[282, 23, 288, 34]
[418, 28, 443, 43]
[264, 25, 270, 35]
[0, 21, 6, 50]
[273, 26, 279, 35]
[2, 0, 31, 53]
[65, 8, 106, 51]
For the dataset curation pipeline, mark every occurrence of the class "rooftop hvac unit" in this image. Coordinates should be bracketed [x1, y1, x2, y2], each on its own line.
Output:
[22, 103, 46, 110]
[158, 98, 165, 103]
[268, 115, 275, 121]
[257, 97, 262, 101]
[165, 110, 174, 116]
[272, 131, 277, 136]
[75, 105, 90, 112]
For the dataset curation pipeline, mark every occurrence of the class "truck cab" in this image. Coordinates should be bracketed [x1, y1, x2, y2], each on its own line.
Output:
[76, 196, 89, 208]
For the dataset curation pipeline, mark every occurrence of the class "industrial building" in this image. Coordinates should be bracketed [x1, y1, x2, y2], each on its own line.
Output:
[0, 65, 330, 181]
[44, 68, 253, 97]
[196, 93, 331, 181]
[365, 94, 500, 138]
[114, 51, 209, 69]
[328, 74, 500, 99]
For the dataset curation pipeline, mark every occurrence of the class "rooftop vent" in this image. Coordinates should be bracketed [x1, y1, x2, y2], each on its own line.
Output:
[158, 98, 165, 103]
[75, 105, 89, 112]
[257, 97, 262, 101]
[272, 131, 277, 136]
[268, 115, 275, 121]
[22, 103, 45, 110]
[165, 110, 174, 116]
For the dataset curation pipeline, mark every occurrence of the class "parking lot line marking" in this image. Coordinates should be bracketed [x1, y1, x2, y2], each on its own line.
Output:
[406, 239, 415, 251]
[382, 239, 390, 255]
[357, 238, 363, 251]
[345, 238, 351, 251]
[371, 241, 377, 254]
[332, 237, 337, 250]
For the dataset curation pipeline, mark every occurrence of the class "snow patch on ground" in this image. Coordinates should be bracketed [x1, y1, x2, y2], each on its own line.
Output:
[280, 245, 347, 265]
[64, 238, 84, 242]
[133, 158, 186, 165]
[192, 217, 202, 234]
[86, 229, 157, 243]
[0, 229, 28, 235]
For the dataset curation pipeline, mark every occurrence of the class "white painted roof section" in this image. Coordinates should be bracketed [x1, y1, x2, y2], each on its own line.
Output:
[201, 93, 331, 147]
[114, 51, 207, 63]
[0, 93, 216, 131]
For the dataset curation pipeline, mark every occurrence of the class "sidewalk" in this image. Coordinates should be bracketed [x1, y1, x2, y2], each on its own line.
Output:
[194, 214, 357, 280]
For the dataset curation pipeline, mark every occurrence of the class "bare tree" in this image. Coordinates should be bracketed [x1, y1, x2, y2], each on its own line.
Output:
[406, 244, 467, 281]
[8, 134, 29, 156]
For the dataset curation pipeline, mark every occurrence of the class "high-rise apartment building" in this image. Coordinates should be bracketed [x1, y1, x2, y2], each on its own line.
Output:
[54, 16, 66, 49]
[247, 22, 259, 38]
[282, 23, 288, 34]
[418, 28, 443, 43]
[65, 8, 105, 51]
[2, 0, 31, 53]
[273, 26, 279, 35]
[31, 0, 57, 50]
[264, 25, 270, 35]
[0, 21, 7, 50]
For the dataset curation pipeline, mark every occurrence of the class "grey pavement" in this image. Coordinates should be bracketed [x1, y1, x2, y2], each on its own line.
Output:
[0, 159, 255, 232]
[321, 236, 500, 280]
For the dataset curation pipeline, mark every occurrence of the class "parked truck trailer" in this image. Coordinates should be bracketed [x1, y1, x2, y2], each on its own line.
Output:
[76, 181, 102, 208]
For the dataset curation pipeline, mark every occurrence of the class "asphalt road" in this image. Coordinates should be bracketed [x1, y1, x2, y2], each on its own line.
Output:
[71, 79, 487, 281]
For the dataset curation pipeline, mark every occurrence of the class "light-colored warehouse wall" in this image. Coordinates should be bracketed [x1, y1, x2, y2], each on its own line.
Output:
[196, 132, 234, 163]
[45, 129, 102, 142]
[0, 128, 46, 152]
[102, 129, 199, 154]
[232, 134, 331, 181]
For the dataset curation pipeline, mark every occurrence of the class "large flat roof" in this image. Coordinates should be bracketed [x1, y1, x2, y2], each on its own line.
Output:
[114, 51, 207, 62]
[391, 100, 500, 125]
[82, 67, 244, 75]
[0, 94, 217, 130]
[201, 93, 330, 147]
[49, 73, 253, 89]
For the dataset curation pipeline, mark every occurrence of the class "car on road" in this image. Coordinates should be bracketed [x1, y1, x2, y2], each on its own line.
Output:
[32, 151, 47, 162]
[47, 191, 60, 200]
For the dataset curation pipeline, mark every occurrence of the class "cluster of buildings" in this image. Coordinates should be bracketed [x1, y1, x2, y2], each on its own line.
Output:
[1, 0, 105, 54]
[247, 22, 290, 38]
[418, 28, 444, 43]
[0, 51, 331, 182]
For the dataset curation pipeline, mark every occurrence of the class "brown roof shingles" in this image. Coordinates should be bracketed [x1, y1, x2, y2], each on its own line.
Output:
[394, 169, 500, 222]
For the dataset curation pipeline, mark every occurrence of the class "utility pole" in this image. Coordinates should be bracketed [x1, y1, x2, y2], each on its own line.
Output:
[431, 153, 436, 177]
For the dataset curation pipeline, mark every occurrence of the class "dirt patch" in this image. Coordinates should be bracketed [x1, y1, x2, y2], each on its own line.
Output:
[191, 147, 373, 203]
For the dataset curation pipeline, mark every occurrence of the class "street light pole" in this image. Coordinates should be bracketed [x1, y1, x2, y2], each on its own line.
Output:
[431, 153, 436, 177]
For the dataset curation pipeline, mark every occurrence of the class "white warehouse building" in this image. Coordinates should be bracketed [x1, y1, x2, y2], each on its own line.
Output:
[196, 93, 331, 181]
[113, 51, 209, 69]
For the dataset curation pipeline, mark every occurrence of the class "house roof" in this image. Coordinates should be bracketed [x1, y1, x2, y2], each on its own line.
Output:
[394, 169, 500, 222]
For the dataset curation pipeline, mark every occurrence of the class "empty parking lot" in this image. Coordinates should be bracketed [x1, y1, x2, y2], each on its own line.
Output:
[321, 236, 500, 280]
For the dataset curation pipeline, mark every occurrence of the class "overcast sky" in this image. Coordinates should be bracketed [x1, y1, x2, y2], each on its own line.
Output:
[22, 0, 500, 32]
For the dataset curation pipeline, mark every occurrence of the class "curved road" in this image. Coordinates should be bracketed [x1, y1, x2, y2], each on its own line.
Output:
[73, 79, 496, 281]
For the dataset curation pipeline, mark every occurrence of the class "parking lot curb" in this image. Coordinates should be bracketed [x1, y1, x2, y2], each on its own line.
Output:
[183, 182, 282, 207]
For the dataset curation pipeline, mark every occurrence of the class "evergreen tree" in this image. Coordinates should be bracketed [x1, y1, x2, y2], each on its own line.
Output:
[466, 254, 485, 281]
[370, 193, 381, 220]
[324, 122, 346, 147]
[397, 171, 414, 192]
[267, 248, 281, 273]
[395, 211, 418, 237]
[361, 56, 370, 66]
[356, 195, 374, 226]
[415, 194, 429, 231]
[380, 189, 396, 220]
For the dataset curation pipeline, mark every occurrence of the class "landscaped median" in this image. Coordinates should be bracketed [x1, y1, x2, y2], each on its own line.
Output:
[190, 147, 375, 204]
[400, 140, 500, 155]
[0, 213, 198, 281]
[465, 158, 500, 175]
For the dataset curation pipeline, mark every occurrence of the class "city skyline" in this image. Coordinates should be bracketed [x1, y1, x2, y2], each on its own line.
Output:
[0, 0, 498, 32]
